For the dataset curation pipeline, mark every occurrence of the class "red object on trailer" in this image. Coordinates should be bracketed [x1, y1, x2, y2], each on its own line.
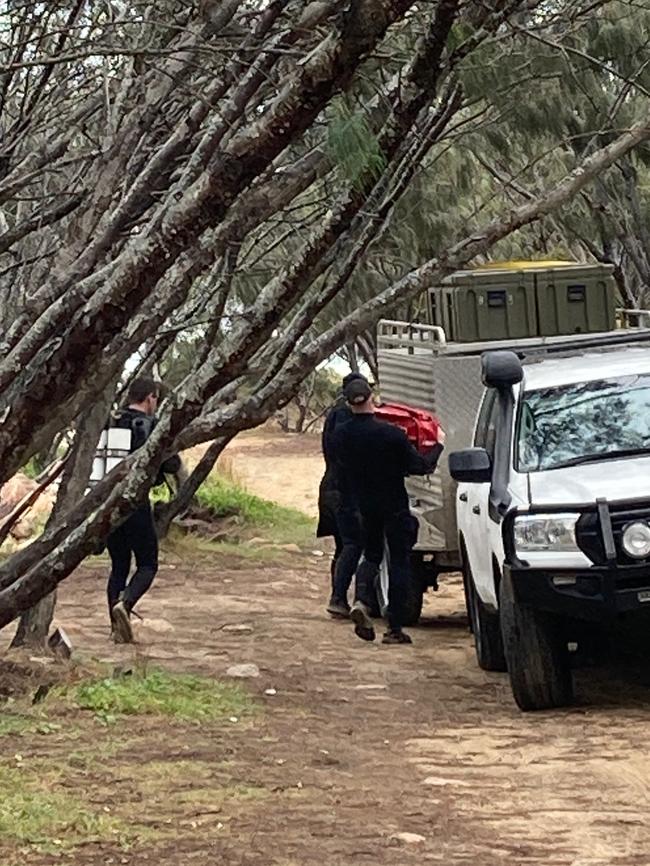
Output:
[374, 402, 441, 454]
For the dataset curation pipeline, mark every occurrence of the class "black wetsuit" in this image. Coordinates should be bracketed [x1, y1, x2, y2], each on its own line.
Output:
[333, 413, 443, 630]
[316, 398, 363, 603]
[106, 408, 180, 615]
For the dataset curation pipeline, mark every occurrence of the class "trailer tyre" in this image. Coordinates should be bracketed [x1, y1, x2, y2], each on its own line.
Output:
[376, 555, 424, 627]
[500, 570, 573, 711]
[463, 559, 506, 672]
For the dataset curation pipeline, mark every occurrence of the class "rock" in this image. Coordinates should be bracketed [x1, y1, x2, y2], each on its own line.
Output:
[0, 473, 56, 539]
[354, 684, 387, 691]
[143, 618, 174, 634]
[390, 832, 426, 846]
[311, 550, 325, 558]
[222, 624, 253, 634]
[226, 663, 260, 679]
[176, 517, 219, 537]
[28, 656, 54, 666]
[264, 688, 277, 696]
[422, 776, 470, 787]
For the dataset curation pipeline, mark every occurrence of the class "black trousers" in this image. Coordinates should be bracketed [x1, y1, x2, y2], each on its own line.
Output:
[106, 504, 159, 615]
[358, 507, 417, 631]
[331, 507, 363, 603]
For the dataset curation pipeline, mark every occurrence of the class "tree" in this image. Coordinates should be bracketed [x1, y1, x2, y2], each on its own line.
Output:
[0, 0, 649, 641]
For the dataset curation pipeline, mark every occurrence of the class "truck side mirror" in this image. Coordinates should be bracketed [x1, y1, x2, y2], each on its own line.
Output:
[482, 350, 523, 389]
[449, 448, 492, 484]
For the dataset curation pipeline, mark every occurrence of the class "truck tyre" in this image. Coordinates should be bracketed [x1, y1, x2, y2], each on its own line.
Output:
[463, 560, 506, 672]
[500, 571, 573, 711]
[375, 553, 424, 627]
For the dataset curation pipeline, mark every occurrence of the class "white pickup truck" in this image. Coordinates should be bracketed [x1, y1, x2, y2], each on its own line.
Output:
[450, 343, 650, 710]
[378, 319, 650, 710]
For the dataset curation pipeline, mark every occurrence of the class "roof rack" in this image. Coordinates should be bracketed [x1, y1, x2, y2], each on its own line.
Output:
[514, 328, 650, 363]
[377, 318, 650, 358]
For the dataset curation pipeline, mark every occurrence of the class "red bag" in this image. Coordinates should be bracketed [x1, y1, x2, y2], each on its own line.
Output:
[374, 402, 441, 454]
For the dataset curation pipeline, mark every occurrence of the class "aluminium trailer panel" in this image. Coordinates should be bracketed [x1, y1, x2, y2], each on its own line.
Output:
[377, 347, 484, 562]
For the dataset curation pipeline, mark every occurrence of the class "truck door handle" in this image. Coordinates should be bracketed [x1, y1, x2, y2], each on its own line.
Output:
[459, 493, 468, 502]
[472, 505, 481, 515]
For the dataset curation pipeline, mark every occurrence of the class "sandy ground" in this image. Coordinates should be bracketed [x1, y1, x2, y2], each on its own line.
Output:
[3, 430, 650, 864]
[218, 427, 324, 518]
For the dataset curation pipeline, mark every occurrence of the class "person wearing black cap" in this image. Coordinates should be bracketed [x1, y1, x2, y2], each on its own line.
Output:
[316, 373, 366, 617]
[333, 377, 445, 645]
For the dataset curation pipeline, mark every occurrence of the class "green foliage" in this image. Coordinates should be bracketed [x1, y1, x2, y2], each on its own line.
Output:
[327, 101, 386, 190]
[65, 669, 254, 724]
[20, 457, 42, 480]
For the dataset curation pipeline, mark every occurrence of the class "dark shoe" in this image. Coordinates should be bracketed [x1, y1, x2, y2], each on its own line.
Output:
[350, 602, 375, 642]
[327, 597, 350, 619]
[382, 629, 412, 645]
[111, 600, 134, 644]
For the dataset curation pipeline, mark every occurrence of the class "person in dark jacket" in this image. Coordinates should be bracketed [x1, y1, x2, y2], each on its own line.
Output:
[316, 373, 366, 618]
[333, 378, 445, 645]
[107, 377, 181, 643]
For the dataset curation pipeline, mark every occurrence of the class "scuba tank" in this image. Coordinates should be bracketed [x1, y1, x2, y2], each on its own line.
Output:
[89, 412, 154, 486]
[89, 425, 132, 486]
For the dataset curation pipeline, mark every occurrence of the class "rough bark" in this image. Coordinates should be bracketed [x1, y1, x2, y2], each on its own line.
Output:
[0, 0, 416, 483]
[9, 388, 115, 648]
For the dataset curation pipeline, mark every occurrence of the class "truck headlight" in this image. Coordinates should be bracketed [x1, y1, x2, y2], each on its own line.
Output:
[622, 522, 650, 560]
[514, 513, 580, 555]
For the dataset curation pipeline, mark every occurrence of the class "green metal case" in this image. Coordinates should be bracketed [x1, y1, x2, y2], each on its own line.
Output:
[428, 263, 616, 342]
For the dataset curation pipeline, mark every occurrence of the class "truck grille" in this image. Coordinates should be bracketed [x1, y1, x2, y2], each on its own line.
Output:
[577, 502, 650, 567]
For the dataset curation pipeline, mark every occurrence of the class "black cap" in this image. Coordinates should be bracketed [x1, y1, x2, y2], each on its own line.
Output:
[343, 378, 372, 406]
[342, 372, 367, 389]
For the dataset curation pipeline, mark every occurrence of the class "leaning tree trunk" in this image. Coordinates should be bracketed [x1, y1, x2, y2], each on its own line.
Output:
[154, 436, 231, 539]
[10, 390, 115, 649]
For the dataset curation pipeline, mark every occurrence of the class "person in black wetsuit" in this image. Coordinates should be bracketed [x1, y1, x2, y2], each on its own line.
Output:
[333, 378, 445, 645]
[316, 373, 366, 618]
[106, 377, 181, 644]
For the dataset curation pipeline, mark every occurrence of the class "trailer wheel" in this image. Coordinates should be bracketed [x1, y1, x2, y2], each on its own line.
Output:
[500, 570, 573, 711]
[463, 559, 506, 672]
[376, 552, 424, 627]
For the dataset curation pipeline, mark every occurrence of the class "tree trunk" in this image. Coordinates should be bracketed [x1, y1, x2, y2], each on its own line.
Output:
[154, 437, 230, 539]
[10, 389, 115, 649]
[294, 400, 308, 434]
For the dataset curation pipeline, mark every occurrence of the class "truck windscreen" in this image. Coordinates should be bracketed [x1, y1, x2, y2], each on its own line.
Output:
[517, 373, 650, 472]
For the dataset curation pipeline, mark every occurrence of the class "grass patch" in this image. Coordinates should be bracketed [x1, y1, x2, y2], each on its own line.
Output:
[164, 531, 296, 564]
[156, 472, 315, 548]
[62, 669, 254, 724]
[197, 475, 314, 546]
[0, 765, 126, 853]
[197, 475, 310, 528]
[0, 712, 62, 737]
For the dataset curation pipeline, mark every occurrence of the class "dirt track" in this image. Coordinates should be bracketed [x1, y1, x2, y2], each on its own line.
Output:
[4, 431, 650, 864]
[9, 553, 645, 866]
